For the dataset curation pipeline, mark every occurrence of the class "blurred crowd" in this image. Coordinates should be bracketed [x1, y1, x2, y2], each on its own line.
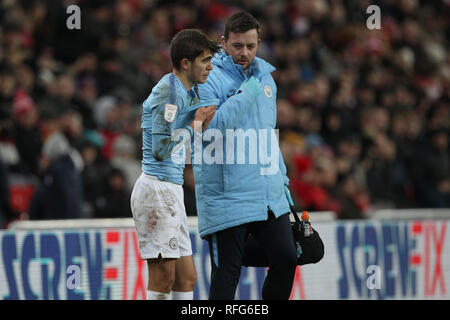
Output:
[0, 0, 449, 226]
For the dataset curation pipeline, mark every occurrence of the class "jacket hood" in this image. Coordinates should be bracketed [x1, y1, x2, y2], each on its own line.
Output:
[212, 49, 276, 78]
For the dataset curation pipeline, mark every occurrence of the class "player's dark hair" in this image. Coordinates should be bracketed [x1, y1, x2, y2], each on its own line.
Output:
[224, 11, 261, 40]
[170, 29, 220, 71]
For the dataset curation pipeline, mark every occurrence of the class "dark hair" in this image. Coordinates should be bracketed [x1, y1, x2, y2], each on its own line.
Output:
[224, 12, 261, 40]
[170, 29, 220, 70]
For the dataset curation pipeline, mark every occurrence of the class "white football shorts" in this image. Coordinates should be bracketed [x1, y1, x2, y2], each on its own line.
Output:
[130, 173, 192, 259]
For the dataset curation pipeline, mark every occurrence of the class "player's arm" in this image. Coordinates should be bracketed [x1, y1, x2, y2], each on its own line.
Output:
[151, 102, 187, 161]
[152, 100, 218, 161]
[179, 99, 220, 132]
[198, 76, 263, 132]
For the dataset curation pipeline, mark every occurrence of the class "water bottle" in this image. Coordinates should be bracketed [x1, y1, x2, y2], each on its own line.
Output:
[301, 211, 313, 237]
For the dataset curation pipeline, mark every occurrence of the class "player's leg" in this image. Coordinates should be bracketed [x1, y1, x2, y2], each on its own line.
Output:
[147, 257, 176, 299]
[250, 211, 298, 300]
[171, 187, 196, 299]
[207, 225, 247, 300]
[131, 174, 181, 300]
[172, 255, 197, 299]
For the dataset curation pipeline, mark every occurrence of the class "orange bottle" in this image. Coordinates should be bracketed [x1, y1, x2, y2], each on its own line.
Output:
[301, 211, 312, 237]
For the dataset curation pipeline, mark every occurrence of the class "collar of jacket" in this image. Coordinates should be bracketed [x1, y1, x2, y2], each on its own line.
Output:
[213, 49, 276, 79]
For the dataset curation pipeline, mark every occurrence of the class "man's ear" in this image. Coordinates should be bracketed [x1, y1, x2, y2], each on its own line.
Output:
[256, 38, 262, 51]
[180, 58, 190, 71]
[221, 36, 226, 50]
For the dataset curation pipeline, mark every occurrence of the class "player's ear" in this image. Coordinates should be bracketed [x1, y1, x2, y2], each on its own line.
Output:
[180, 58, 190, 71]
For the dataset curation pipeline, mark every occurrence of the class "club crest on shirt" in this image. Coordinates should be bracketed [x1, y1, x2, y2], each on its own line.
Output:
[169, 238, 178, 250]
[164, 104, 178, 122]
[264, 85, 272, 98]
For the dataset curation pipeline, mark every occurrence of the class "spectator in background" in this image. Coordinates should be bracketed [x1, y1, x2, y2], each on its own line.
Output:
[290, 141, 341, 214]
[0, 66, 17, 119]
[334, 133, 365, 183]
[0, 158, 19, 228]
[365, 132, 409, 209]
[418, 128, 450, 208]
[334, 170, 370, 219]
[79, 138, 108, 218]
[114, 88, 139, 135]
[279, 131, 306, 177]
[321, 108, 346, 148]
[75, 74, 98, 130]
[60, 109, 85, 150]
[276, 99, 298, 132]
[94, 95, 121, 161]
[28, 107, 83, 220]
[11, 89, 42, 176]
[94, 167, 131, 219]
[390, 110, 423, 205]
[111, 134, 140, 193]
[96, 51, 124, 96]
